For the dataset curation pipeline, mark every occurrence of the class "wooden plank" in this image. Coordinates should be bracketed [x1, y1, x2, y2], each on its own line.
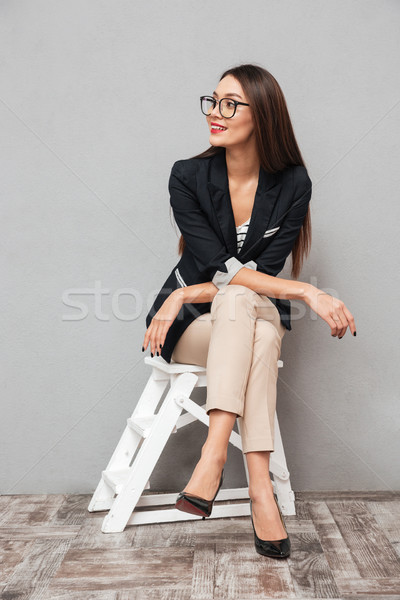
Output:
[68, 515, 137, 549]
[336, 576, 400, 595]
[0, 494, 65, 526]
[41, 593, 116, 600]
[0, 526, 80, 540]
[50, 494, 92, 526]
[2, 538, 72, 599]
[132, 516, 202, 548]
[47, 547, 193, 592]
[294, 491, 400, 501]
[0, 495, 16, 525]
[327, 500, 400, 578]
[340, 597, 400, 600]
[307, 500, 360, 578]
[366, 499, 400, 558]
[214, 538, 295, 599]
[292, 499, 314, 521]
[287, 530, 341, 598]
[191, 543, 215, 600]
[340, 596, 400, 600]
[0, 539, 34, 588]
[116, 589, 191, 600]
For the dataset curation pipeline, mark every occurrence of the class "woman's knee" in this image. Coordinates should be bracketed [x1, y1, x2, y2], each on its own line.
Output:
[254, 319, 282, 348]
[211, 284, 257, 317]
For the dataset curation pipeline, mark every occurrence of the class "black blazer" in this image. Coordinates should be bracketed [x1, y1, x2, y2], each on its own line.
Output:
[145, 148, 312, 363]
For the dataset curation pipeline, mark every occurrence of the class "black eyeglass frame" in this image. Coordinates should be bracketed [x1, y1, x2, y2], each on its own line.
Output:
[200, 95, 250, 118]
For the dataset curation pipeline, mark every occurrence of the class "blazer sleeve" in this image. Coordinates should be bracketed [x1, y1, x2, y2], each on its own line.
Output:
[254, 167, 312, 277]
[169, 160, 251, 288]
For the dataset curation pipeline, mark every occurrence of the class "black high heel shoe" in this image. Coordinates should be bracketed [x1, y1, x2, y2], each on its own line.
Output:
[175, 469, 224, 519]
[250, 493, 291, 558]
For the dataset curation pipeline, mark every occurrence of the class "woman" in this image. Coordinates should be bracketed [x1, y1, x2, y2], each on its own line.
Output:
[142, 64, 356, 559]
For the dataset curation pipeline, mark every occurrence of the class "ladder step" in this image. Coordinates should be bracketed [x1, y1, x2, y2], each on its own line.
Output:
[102, 468, 131, 494]
[102, 468, 151, 494]
[127, 415, 177, 437]
[127, 415, 155, 437]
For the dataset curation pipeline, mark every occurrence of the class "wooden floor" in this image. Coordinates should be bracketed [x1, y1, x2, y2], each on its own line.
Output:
[0, 491, 399, 599]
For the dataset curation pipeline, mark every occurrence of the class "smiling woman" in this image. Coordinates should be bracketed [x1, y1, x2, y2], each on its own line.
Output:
[142, 63, 356, 560]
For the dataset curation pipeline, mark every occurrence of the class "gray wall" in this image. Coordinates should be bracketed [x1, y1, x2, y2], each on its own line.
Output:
[1, 0, 399, 494]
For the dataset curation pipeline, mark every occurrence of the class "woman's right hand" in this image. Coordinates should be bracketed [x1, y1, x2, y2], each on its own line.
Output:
[305, 285, 357, 338]
[142, 289, 185, 356]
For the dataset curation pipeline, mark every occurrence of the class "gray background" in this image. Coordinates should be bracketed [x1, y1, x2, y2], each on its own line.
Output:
[1, 0, 399, 494]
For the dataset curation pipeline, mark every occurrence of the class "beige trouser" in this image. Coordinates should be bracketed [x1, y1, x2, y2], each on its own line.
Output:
[171, 284, 286, 454]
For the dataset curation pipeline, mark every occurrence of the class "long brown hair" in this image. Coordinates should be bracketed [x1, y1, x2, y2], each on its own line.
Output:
[173, 63, 311, 279]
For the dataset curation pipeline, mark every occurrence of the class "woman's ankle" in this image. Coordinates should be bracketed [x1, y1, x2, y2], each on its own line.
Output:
[201, 442, 227, 465]
[249, 479, 275, 502]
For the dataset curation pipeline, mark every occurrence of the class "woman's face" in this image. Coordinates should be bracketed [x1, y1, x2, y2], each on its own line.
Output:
[206, 75, 254, 149]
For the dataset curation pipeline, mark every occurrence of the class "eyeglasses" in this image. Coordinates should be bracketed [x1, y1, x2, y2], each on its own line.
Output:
[200, 95, 250, 119]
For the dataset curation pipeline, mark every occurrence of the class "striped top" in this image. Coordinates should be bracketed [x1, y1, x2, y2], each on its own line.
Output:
[236, 217, 251, 253]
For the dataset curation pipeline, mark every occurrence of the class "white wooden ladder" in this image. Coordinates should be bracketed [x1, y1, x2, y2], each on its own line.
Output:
[88, 356, 296, 533]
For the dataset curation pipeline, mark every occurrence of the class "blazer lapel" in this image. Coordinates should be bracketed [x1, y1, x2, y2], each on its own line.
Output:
[207, 150, 282, 261]
[207, 150, 237, 256]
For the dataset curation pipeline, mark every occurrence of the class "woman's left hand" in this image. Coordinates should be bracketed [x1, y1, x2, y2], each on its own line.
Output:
[305, 285, 356, 338]
[142, 289, 184, 356]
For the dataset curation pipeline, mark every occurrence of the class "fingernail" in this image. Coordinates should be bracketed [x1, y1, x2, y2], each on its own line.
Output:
[151, 352, 154, 357]
[142, 346, 144, 352]
[160, 344, 163, 348]
[156, 351, 159, 356]
[353, 331, 357, 336]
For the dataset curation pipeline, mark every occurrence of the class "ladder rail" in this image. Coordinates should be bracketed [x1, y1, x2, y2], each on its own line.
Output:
[101, 371, 198, 532]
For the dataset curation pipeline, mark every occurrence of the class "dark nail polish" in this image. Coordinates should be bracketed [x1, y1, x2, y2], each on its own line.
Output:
[151, 352, 153, 357]
[156, 351, 159, 356]
[142, 346, 144, 351]
[353, 331, 357, 336]
[160, 344, 163, 349]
